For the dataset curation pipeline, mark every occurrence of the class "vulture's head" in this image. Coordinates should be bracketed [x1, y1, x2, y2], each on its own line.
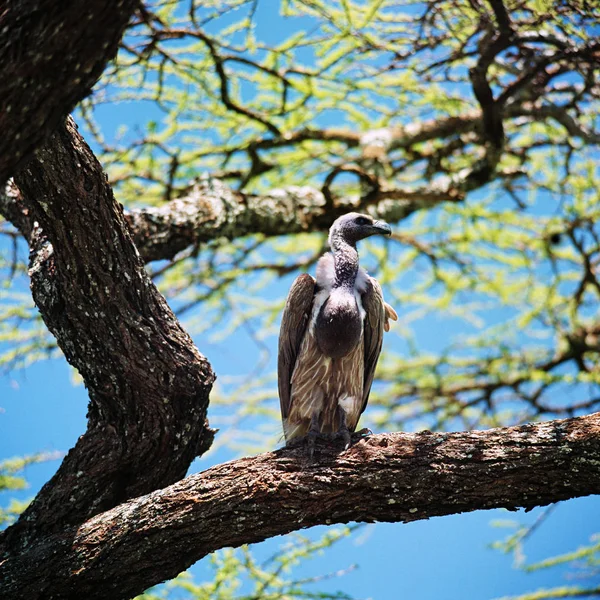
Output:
[328, 212, 392, 247]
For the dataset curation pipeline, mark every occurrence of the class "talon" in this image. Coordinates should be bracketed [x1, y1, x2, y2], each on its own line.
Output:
[341, 428, 351, 450]
[307, 430, 317, 459]
[334, 405, 352, 449]
[306, 410, 322, 459]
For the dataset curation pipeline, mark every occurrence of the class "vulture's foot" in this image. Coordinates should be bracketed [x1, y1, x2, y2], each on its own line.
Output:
[333, 406, 352, 450]
[289, 414, 369, 458]
[332, 425, 351, 450]
[283, 433, 321, 458]
[307, 429, 319, 459]
[306, 410, 323, 459]
[305, 430, 350, 457]
[354, 427, 372, 438]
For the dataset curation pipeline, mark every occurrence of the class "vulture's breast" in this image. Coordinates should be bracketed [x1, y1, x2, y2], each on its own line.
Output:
[314, 287, 363, 359]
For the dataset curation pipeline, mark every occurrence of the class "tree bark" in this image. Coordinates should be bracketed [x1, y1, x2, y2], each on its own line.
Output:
[5, 118, 215, 540]
[125, 178, 462, 262]
[0, 0, 138, 182]
[2, 413, 600, 600]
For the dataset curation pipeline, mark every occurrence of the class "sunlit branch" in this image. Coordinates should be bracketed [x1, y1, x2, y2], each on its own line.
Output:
[2, 413, 600, 600]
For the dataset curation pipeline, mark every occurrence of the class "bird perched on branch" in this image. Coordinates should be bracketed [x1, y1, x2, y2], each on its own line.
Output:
[278, 212, 397, 455]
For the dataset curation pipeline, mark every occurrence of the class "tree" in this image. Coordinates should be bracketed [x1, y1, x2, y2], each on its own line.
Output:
[1, 1, 600, 598]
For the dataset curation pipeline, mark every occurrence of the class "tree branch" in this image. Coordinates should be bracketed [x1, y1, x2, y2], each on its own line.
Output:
[197, 110, 488, 159]
[487, 0, 513, 36]
[4, 118, 215, 538]
[2, 412, 600, 600]
[154, 28, 282, 136]
[124, 161, 528, 262]
[0, 0, 139, 182]
[2, 161, 519, 265]
[124, 177, 467, 262]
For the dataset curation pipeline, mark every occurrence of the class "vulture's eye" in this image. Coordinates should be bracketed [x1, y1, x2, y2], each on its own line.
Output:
[355, 217, 370, 226]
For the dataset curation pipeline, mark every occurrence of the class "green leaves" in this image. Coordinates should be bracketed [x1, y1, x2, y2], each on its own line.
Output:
[137, 526, 357, 600]
[491, 512, 600, 600]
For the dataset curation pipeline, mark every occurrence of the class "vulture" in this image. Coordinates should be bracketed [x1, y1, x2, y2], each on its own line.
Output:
[278, 212, 397, 453]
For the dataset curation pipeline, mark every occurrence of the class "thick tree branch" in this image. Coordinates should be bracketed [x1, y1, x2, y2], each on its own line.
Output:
[4, 118, 215, 539]
[0, 163, 519, 264]
[2, 413, 600, 600]
[124, 178, 466, 262]
[124, 162, 527, 262]
[0, 0, 139, 182]
[126, 182, 450, 261]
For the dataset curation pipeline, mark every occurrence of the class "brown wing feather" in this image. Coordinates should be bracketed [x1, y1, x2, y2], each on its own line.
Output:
[277, 273, 316, 421]
[359, 277, 386, 420]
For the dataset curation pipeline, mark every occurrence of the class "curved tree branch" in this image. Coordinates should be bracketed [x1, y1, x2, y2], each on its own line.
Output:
[0, 0, 139, 182]
[4, 117, 215, 539]
[2, 412, 600, 600]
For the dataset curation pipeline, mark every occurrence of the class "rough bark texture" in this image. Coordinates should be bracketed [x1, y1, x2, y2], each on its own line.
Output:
[0, 181, 31, 240]
[126, 172, 497, 262]
[0, 0, 138, 182]
[2, 413, 600, 600]
[4, 118, 215, 541]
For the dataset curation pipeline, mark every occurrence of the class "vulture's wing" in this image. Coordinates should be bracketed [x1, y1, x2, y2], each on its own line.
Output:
[278, 273, 316, 420]
[360, 277, 392, 420]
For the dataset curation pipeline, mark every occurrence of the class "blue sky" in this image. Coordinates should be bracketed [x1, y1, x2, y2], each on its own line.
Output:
[2, 2, 600, 599]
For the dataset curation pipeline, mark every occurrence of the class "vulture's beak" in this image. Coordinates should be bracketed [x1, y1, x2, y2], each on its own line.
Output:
[372, 220, 392, 236]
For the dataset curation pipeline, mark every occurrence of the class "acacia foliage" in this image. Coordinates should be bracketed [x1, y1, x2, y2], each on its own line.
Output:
[1, 1, 600, 598]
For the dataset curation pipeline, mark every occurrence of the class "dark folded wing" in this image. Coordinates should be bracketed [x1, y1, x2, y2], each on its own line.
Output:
[360, 277, 386, 420]
[277, 273, 316, 420]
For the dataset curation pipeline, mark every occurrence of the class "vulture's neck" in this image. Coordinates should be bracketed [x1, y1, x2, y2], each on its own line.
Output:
[330, 235, 359, 289]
